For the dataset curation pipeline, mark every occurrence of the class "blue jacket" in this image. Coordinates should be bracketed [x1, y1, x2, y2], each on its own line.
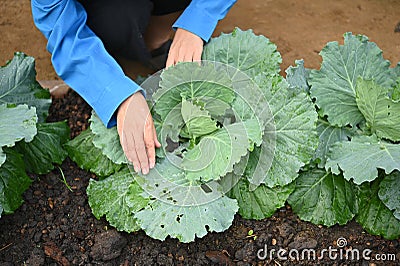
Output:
[31, 0, 236, 127]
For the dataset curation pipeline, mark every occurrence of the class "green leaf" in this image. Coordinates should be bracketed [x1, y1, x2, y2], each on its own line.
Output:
[356, 177, 400, 240]
[0, 52, 51, 122]
[230, 78, 273, 129]
[0, 149, 32, 217]
[246, 75, 318, 187]
[313, 119, 353, 168]
[392, 63, 400, 101]
[64, 128, 123, 178]
[14, 121, 70, 174]
[285, 59, 310, 94]
[182, 119, 262, 182]
[181, 99, 218, 138]
[154, 62, 235, 120]
[135, 195, 238, 243]
[355, 78, 400, 141]
[326, 135, 400, 184]
[227, 177, 294, 220]
[310, 33, 395, 127]
[137, 158, 232, 208]
[87, 168, 149, 232]
[378, 171, 400, 220]
[392, 78, 400, 101]
[287, 168, 358, 226]
[90, 112, 127, 165]
[202, 28, 282, 77]
[0, 104, 38, 166]
[157, 103, 184, 146]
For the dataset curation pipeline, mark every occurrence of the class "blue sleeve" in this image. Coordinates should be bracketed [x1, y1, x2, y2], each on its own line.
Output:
[172, 0, 237, 41]
[31, 0, 142, 128]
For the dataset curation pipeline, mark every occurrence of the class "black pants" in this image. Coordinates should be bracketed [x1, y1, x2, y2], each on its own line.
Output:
[78, 0, 191, 66]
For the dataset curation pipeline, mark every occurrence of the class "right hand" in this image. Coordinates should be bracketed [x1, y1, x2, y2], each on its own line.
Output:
[117, 91, 161, 174]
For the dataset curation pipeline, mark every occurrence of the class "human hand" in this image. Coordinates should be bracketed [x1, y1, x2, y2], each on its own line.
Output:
[117, 91, 161, 174]
[166, 28, 203, 68]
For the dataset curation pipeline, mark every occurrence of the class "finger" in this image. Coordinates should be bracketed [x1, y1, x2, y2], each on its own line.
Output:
[153, 125, 161, 148]
[193, 47, 203, 63]
[144, 119, 156, 169]
[181, 47, 194, 62]
[134, 132, 150, 175]
[123, 132, 141, 173]
[166, 54, 174, 68]
[166, 45, 178, 68]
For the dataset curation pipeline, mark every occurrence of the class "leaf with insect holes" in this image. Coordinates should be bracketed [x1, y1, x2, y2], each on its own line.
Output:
[87, 168, 149, 232]
[135, 195, 238, 243]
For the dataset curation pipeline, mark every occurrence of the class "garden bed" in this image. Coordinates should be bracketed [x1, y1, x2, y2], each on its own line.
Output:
[0, 90, 398, 265]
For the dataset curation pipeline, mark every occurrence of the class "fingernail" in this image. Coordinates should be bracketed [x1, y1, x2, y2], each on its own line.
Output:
[134, 166, 139, 172]
[142, 168, 149, 175]
[150, 161, 155, 168]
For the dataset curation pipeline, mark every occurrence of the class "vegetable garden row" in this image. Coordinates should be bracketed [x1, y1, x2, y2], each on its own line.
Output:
[1, 28, 399, 243]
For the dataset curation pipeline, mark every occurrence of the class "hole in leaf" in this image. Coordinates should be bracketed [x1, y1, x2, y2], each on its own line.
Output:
[201, 184, 212, 193]
[176, 214, 183, 223]
[160, 224, 165, 228]
[166, 137, 179, 152]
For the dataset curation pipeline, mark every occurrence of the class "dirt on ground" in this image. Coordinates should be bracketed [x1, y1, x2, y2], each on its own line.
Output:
[1, 0, 400, 265]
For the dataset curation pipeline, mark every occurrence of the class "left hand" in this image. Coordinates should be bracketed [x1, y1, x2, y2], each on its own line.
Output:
[166, 28, 203, 68]
[117, 91, 161, 175]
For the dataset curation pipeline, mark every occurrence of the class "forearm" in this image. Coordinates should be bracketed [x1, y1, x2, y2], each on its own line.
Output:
[31, 0, 141, 127]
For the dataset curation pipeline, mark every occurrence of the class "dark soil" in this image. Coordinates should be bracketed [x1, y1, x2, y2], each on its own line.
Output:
[1, 90, 400, 265]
